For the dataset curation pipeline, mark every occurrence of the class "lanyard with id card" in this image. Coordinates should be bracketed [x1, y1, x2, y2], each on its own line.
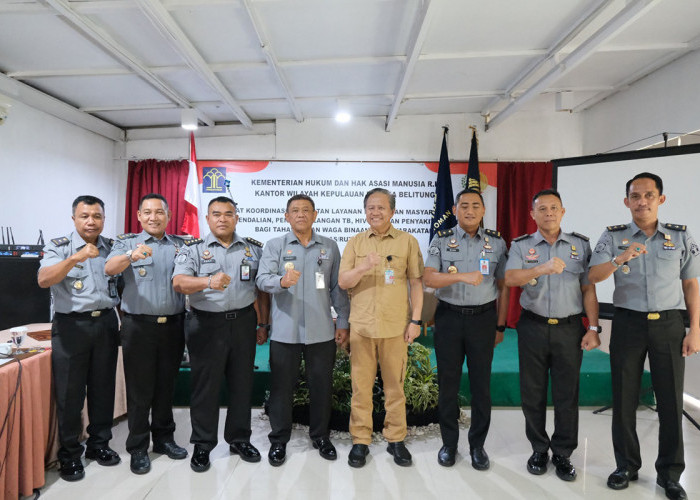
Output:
[385, 255, 395, 285]
[240, 259, 251, 281]
[479, 251, 490, 275]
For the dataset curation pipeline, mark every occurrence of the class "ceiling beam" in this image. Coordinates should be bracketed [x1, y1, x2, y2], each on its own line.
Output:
[485, 0, 664, 131]
[0, 72, 124, 141]
[482, 0, 613, 118]
[134, 0, 252, 128]
[240, 0, 303, 122]
[385, 0, 436, 132]
[573, 34, 700, 113]
[42, 0, 215, 126]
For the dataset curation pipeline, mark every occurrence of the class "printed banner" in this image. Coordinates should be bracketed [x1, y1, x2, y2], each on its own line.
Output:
[196, 160, 497, 253]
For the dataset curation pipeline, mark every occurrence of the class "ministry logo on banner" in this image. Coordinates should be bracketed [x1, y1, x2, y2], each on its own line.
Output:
[202, 167, 226, 193]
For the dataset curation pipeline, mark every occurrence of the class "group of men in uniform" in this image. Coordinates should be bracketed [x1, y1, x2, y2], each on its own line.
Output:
[38, 173, 698, 500]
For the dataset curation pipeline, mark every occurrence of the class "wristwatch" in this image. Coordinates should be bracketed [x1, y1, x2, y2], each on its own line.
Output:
[409, 319, 423, 326]
[589, 325, 602, 333]
[125, 249, 134, 262]
[496, 325, 506, 333]
[610, 256, 622, 270]
[257, 323, 270, 329]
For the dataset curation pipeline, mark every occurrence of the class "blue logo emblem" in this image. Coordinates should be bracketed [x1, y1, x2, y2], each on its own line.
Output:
[202, 167, 226, 193]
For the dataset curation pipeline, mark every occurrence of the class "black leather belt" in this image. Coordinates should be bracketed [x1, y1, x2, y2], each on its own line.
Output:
[440, 300, 496, 316]
[55, 308, 113, 319]
[615, 307, 678, 321]
[521, 309, 581, 325]
[191, 304, 254, 320]
[124, 312, 184, 324]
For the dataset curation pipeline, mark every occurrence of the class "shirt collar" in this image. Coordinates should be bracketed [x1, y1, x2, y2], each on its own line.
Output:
[455, 225, 483, 241]
[630, 220, 663, 238]
[369, 224, 398, 239]
[285, 230, 321, 246]
[71, 231, 106, 249]
[533, 229, 567, 246]
[204, 231, 246, 248]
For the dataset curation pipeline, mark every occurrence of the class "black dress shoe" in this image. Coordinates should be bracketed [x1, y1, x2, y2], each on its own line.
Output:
[190, 445, 210, 473]
[268, 443, 286, 466]
[130, 450, 151, 475]
[312, 437, 337, 461]
[153, 441, 188, 460]
[606, 467, 638, 490]
[657, 477, 688, 500]
[526, 451, 549, 475]
[230, 441, 262, 463]
[552, 454, 576, 481]
[470, 447, 490, 471]
[437, 446, 456, 467]
[348, 444, 370, 468]
[85, 446, 121, 466]
[386, 441, 412, 467]
[59, 458, 85, 482]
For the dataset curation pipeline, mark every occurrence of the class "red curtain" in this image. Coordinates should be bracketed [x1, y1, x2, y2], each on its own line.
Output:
[497, 161, 553, 327]
[125, 159, 189, 234]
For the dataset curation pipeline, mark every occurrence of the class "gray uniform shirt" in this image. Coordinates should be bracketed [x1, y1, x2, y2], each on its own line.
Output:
[106, 231, 185, 315]
[172, 231, 261, 312]
[506, 230, 592, 318]
[589, 221, 700, 311]
[256, 230, 350, 344]
[40, 232, 119, 314]
[425, 226, 507, 306]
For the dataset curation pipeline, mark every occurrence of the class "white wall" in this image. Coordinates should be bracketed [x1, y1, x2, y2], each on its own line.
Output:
[126, 111, 583, 162]
[582, 50, 700, 399]
[0, 99, 126, 244]
[582, 50, 700, 155]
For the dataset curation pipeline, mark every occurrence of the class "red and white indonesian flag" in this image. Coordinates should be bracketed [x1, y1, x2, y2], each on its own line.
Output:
[181, 132, 201, 237]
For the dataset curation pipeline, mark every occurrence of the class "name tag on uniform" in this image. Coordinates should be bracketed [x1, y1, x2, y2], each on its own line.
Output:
[479, 258, 489, 275]
[315, 272, 325, 289]
[384, 268, 395, 285]
[240, 263, 251, 281]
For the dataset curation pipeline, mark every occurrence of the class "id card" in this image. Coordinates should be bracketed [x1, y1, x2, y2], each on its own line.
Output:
[240, 263, 251, 281]
[384, 268, 395, 285]
[315, 272, 325, 289]
[479, 258, 490, 275]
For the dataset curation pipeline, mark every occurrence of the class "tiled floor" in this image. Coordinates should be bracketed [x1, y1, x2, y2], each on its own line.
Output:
[29, 406, 700, 499]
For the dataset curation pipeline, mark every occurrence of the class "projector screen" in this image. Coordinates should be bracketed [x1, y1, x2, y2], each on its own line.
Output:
[554, 143, 700, 310]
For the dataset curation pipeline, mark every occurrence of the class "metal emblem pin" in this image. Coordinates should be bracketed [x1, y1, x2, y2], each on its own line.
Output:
[284, 262, 295, 271]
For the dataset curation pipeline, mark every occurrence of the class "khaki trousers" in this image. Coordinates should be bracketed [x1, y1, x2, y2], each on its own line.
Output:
[349, 332, 408, 444]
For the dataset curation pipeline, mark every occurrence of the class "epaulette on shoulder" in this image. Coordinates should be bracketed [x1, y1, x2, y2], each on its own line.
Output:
[571, 231, 589, 241]
[607, 224, 628, 232]
[51, 236, 70, 246]
[436, 229, 454, 238]
[246, 236, 263, 248]
[484, 228, 502, 239]
[663, 223, 687, 232]
[513, 234, 529, 242]
[182, 238, 203, 246]
[117, 233, 138, 240]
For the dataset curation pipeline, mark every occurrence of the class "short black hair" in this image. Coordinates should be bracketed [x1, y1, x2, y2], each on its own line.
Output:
[532, 189, 562, 207]
[364, 188, 396, 210]
[207, 196, 237, 211]
[286, 194, 316, 212]
[626, 172, 663, 197]
[72, 195, 105, 215]
[454, 188, 484, 206]
[139, 193, 169, 211]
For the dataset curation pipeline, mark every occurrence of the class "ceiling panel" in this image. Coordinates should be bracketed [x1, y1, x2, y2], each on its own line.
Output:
[0, 0, 698, 133]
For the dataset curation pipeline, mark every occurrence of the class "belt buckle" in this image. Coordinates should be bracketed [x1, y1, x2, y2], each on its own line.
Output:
[547, 318, 559, 325]
[225, 312, 237, 320]
[157, 316, 167, 324]
[647, 312, 660, 320]
[91, 311, 101, 318]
